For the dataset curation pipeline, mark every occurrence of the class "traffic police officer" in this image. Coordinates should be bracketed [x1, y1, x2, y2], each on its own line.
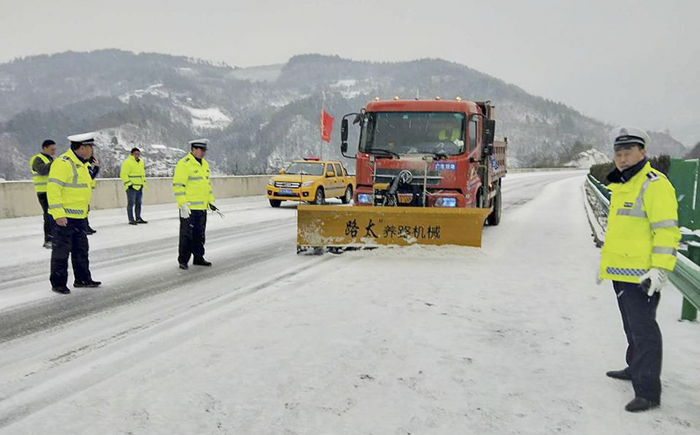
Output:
[173, 139, 219, 269]
[29, 139, 57, 248]
[47, 133, 102, 294]
[598, 126, 681, 412]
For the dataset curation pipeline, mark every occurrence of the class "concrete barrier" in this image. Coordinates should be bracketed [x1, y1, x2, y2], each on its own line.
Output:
[508, 167, 586, 173]
[0, 176, 270, 219]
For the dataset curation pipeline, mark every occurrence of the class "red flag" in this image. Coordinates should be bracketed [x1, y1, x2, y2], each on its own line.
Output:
[320, 109, 334, 142]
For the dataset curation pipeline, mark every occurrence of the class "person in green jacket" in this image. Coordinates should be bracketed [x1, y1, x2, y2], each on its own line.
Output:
[29, 139, 57, 248]
[598, 126, 680, 412]
[120, 147, 147, 225]
[48, 132, 101, 294]
[172, 139, 219, 269]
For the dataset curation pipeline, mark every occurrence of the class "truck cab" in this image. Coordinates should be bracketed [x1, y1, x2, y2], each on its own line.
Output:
[341, 98, 507, 224]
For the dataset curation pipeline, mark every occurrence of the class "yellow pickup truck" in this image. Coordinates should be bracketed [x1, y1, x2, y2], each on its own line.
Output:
[266, 158, 355, 207]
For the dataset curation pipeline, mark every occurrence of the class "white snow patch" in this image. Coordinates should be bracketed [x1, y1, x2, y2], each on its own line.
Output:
[331, 79, 358, 88]
[118, 84, 168, 103]
[182, 106, 232, 131]
[564, 149, 610, 168]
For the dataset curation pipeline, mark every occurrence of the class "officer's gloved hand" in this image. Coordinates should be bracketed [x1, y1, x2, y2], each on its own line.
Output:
[208, 203, 219, 211]
[595, 269, 603, 285]
[640, 268, 668, 296]
[179, 204, 191, 219]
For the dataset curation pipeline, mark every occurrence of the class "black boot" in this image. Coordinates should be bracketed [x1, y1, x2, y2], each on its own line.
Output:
[74, 280, 102, 288]
[625, 397, 660, 412]
[179, 263, 188, 270]
[52, 286, 71, 294]
[136, 218, 148, 224]
[128, 221, 138, 225]
[193, 257, 212, 266]
[606, 369, 632, 381]
[86, 227, 97, 235]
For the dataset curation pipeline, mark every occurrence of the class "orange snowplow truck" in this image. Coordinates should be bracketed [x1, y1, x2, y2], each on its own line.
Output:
[296, 97, 507, 251]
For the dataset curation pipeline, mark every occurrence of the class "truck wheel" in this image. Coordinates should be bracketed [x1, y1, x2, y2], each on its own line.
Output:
[312, 188, 325, 205]
[341, 185, 353, 204]
[269, 199, 282, 208]
[487, 182, 502, 226]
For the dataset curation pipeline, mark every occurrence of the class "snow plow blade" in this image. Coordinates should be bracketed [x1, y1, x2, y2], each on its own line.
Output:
[297, 205, 491, 252]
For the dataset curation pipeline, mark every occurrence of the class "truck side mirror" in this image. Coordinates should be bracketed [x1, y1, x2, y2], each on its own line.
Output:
[484, 119, 496, 145]
[341, 118, 349, 144]
[340, 114, 358, 160]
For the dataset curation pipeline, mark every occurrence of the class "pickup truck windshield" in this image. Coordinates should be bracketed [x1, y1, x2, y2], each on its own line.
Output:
[285, 162, 325, 176]
[359, 112, 466, 156]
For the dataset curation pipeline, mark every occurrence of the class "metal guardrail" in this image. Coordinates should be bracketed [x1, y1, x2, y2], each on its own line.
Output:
[671, 254, 700, 321]
[586, 174, 699, 321]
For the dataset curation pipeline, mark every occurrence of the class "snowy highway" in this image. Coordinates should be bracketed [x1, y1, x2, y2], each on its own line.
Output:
[0, 171, 698, 434]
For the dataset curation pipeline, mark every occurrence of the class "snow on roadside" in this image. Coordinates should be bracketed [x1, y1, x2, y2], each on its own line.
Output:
[2, 175, 698, 435]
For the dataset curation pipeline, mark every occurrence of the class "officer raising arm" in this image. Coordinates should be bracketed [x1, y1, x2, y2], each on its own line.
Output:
[47, 133, 102, 294]
[598, 126, 681, 412]
[173, 139, 218, 270]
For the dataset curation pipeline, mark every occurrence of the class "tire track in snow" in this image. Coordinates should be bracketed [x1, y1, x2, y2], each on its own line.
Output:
[0, 219, 298, 342]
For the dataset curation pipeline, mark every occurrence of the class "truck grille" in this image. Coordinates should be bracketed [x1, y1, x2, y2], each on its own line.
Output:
[374, 168, 442, 186]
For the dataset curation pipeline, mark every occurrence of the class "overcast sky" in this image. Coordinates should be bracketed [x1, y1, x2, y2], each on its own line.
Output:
[1, 0, 698, 145]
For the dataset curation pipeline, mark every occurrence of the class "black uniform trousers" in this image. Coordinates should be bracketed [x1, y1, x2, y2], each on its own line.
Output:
[613, 281, 662, 402]
[36, 193, 54, 243]
[178, 209, 207, 265]
[50, 218, 92, 288]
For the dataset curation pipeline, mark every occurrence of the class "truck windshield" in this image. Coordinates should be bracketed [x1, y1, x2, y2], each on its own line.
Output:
[285, 162, 324, 175]
[359, 112, 466, 156]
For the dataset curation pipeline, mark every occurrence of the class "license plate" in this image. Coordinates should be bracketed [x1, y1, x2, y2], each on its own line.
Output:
[398, 194, 413, 204]
[281, 188, 293, 195]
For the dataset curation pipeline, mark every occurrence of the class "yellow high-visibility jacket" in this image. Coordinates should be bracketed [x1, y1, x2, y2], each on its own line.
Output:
[29, 153, 52, 193]
[172, 153, 214, 210]
[600, 161, 681, 283]
[120, 155, 146, 191]
[47, 150, 92, 220]
[438, 128, 460, 142]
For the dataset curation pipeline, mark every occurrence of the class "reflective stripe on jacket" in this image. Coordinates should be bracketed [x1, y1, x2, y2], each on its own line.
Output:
[29, 153, 51, 193]
[600, 161, 681, 283]
[172, 153, 214, 210]
[120, 155, 146, 191]
[47, 150, 92, 220]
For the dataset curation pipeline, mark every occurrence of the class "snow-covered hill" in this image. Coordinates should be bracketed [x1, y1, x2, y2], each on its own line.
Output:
[0, 50, 688, 180]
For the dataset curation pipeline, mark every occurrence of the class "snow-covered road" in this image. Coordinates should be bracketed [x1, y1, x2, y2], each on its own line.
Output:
[0, 171, 697, 434]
